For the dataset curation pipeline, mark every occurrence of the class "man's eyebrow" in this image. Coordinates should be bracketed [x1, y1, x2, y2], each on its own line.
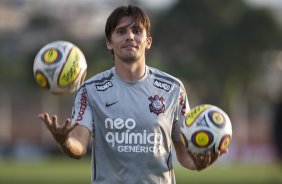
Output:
[115, 22, 143, 30]
[132, 25, 143, 29]
[115, 25, 129, 31]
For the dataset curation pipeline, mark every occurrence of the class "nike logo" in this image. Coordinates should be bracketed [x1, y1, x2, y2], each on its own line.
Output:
[106, 101, 119, 107]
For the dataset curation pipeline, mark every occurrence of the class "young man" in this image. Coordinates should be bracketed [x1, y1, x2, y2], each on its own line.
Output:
[38, 5, 224, 184]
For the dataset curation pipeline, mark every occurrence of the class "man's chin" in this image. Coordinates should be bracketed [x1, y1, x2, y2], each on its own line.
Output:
[121, 55, 139, 63]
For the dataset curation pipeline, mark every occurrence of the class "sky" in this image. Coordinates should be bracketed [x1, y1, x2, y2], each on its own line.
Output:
[246, 0, 282, 8]
[245, 0, 282, 25]
[30, 0, 178, 10]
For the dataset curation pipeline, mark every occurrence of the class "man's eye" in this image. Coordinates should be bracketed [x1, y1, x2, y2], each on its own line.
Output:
[133, 29, 142, 34]
[117, 30, 125, 34]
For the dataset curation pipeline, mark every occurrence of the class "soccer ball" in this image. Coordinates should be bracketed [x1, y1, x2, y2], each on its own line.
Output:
[33, 40, 87, 94]
[181, 104, 232, 154]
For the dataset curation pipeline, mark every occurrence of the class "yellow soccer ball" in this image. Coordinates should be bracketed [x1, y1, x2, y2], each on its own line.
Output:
[33, 40, 87, 94]
[181, 104, 232, 154]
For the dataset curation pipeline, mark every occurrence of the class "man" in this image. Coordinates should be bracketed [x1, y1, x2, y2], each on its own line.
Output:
[38, 5, 225, 184]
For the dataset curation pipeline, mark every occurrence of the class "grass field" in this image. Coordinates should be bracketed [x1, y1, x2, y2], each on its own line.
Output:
[1, 156, 282, 184]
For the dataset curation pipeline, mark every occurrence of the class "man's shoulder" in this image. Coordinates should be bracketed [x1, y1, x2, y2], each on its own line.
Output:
[84, 68, 114, 85]
[148, 66, 183, 87]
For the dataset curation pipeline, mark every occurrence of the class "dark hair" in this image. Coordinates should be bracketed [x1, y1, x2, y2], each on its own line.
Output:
[105, 5, 151, 42]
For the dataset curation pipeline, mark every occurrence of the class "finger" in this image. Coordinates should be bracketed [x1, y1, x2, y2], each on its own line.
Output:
[186, 150, 200, 170]
[38, 113, 52, 128]
[71, 122, 79, 130]
[62, 118, 71, 130]
[210, 150, 220, 164]
[196, 153, 208, 170]
[197, 151, 213, 168]
[199, 153, 209, 163]
[37, 113, 45, 120]
[38, 113, 49, 122]
[51, 115, 59, 131]
[62, 119, 79, 133]
[220, 149, 228, 155]
[69, 122, 79, 132]
[204, 157, 211, 168]
[206, 151, 213, 165]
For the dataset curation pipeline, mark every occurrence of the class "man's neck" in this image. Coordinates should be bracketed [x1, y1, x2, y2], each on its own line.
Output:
[114, 60, 146, 82]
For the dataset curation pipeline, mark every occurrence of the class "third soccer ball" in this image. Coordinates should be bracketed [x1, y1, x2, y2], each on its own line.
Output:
[33, 40, 87, 94]
[181, 104, 232, 154]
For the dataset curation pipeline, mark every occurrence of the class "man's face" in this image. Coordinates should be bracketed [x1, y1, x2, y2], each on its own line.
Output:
[106, 16, 152, 63]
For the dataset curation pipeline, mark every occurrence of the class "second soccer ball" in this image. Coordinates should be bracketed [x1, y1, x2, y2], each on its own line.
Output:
[181, 104, 232, 154]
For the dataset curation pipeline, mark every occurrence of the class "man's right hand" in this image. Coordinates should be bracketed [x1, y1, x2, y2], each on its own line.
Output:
[38, 113, 79, 146]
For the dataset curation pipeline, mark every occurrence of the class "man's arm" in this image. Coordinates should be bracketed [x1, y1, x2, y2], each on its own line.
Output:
[60, 124, 91, 159]
[38, 113, 91, 159]
[173, 140, 197, 170]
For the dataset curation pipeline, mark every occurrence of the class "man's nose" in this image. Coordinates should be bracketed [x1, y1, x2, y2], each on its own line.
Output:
[126, 30, 134, 41]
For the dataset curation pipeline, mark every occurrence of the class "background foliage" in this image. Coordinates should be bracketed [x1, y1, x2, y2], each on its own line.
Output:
[0, 0, 282, 183]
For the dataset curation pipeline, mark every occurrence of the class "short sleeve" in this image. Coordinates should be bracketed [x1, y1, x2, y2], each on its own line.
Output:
[71, 85, 93, 132]
[171, 83, 190, 142]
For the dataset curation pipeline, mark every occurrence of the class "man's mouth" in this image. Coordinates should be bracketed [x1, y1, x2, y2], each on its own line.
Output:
[122, 44, 138, 49]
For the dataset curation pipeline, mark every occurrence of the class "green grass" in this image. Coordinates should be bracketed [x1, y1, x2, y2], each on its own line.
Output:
[0, 157, 91, 184]
[175, 163, 282, 184]
[1, 156, 282, 184]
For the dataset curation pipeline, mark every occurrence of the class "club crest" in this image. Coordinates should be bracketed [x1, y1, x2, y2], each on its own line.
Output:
[148, 95, 165, 115]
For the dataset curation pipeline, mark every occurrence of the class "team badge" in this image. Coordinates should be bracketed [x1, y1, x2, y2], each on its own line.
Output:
[148, 95, 165, 115]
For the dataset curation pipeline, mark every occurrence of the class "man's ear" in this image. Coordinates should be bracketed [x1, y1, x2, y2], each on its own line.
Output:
[146, 37, 152, 49]
[106, 40, 112, 50]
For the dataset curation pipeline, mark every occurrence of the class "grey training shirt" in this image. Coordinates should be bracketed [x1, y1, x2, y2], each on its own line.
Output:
[71, 66, 189, 184]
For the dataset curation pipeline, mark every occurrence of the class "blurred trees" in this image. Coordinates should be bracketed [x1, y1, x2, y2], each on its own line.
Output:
[0, 0, 281, 110]
[152, 0, 282, 108]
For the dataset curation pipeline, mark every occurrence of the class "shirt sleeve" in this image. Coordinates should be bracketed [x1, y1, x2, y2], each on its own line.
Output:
[171, 83, 190, 142]
[71, 85, 93, 132]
